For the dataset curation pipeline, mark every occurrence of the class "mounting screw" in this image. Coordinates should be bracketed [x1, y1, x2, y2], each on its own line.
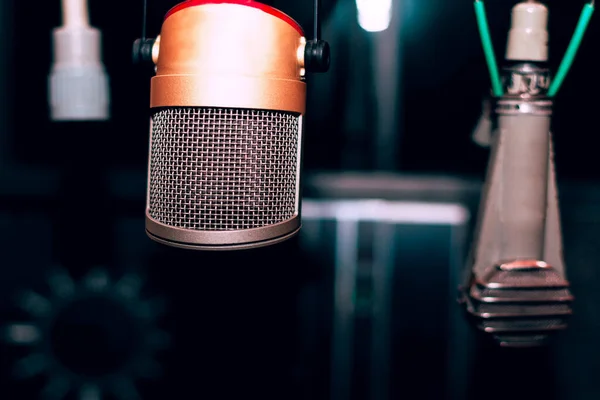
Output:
[304, 39, 331, 73]
[132, 38, 156, 65]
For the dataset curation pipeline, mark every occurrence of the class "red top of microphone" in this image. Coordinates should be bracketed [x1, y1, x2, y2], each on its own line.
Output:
[164, 0, 305, 36]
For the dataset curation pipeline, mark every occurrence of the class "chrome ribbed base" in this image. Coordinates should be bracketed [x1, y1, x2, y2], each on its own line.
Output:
[460, 260, 573, 347]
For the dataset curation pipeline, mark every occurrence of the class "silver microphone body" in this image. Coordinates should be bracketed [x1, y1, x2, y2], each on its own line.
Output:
[460, 1, 573, 347]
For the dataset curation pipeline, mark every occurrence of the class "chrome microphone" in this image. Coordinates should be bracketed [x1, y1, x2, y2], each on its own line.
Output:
[460, 0, 594, 347]
[133, 0, 330, 251]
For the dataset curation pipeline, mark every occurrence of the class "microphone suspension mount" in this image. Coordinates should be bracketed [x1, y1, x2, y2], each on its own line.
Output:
[132, 38, 156, 64]
[132, 0, 331, 72]
[304, 0, 330, 73]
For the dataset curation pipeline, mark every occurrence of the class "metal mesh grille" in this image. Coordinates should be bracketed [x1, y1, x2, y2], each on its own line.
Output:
[148, 107, 300, 231]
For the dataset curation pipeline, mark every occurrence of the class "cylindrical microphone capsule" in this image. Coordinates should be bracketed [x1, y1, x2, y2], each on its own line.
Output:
[145, 0, 308, 251]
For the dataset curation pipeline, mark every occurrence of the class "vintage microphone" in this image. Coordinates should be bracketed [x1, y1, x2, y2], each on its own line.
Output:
[133, 0, 330, 251]
[460, 0, 594, 347]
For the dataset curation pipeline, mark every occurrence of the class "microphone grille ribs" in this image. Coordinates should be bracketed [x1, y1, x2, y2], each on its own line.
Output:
[148, 107, 301, 231]
[460, 260, 573, 348]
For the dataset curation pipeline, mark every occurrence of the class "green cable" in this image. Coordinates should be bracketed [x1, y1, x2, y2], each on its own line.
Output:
[474, 1, 504, 97]
[548, 3, 595, 97]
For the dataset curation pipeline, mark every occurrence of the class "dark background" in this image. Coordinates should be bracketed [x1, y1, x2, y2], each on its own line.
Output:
[9, 0, 600, 178]
[1, 0, 600, 399]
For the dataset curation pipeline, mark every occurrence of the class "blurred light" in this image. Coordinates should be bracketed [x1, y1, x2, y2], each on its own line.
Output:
[356, 0, 393, 32]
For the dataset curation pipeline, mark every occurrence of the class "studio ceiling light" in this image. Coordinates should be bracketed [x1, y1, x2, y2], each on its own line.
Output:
[356, 0, 393, 32]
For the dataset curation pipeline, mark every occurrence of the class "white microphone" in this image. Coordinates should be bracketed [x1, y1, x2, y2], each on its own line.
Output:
[133, 0, 330, 251]
[49, 0, 110, 121]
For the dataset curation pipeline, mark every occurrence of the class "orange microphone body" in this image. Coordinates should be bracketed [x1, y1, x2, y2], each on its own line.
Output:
[142, 0, 318, 251]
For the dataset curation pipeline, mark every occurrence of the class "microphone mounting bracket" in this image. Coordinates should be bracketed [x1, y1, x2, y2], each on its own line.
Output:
[132, 38, 156, 65]
[132, 0, 155, 65]
[132, 0, 331, 73]
[304, 0, 330, 73]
